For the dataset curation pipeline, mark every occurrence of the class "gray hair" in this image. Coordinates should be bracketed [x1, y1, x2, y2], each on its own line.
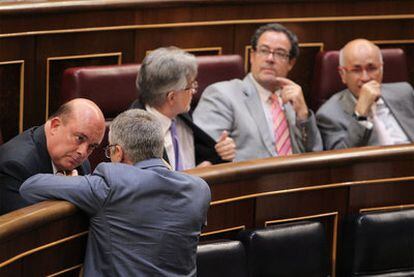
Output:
[109, 109, 164, 164]
[137, 46, 197, 107]
[251, 23, 300, 60]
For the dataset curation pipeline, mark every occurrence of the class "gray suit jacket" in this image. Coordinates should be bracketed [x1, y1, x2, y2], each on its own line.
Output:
[316, 82, 414, 150]
[20, 159, 211, 277]
[193, 74, 322, 161]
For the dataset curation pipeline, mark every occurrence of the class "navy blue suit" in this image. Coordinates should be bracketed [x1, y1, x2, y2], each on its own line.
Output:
[21, 159, 211, 276]
[0, 126, 90, 215]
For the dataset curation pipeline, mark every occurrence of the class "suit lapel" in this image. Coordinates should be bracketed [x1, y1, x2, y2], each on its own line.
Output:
[243, 76, 275, 156]
[382, 85, 414, 141]
[283, 104, 301, 153]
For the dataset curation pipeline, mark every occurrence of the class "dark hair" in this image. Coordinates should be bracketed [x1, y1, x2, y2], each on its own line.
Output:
[251, 23, 300, 60]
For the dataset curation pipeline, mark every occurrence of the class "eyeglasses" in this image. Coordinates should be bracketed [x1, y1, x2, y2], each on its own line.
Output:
[340, 64, 383, 77]
[104, 144, 117, 159]
[255, 47, 290, 61]
[183, 81, 198, 94]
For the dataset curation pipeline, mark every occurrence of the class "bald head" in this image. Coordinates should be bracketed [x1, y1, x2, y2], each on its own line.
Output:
[46, 98, 106, 171]
[338, 39, 384, 97]
[339, 39, 382, 67]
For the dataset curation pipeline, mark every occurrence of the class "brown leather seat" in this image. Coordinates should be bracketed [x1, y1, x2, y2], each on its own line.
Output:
[310, 48, 408, 112]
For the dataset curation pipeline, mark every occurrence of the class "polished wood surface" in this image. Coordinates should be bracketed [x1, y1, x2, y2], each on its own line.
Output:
[1, 144, 414, 275]
[1, 0, 414, 141]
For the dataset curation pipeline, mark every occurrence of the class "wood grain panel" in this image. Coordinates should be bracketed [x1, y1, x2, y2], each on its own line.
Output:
[0, 61, 24, 142]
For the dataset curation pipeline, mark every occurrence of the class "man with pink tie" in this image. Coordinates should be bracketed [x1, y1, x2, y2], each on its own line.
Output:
[194, 23, 322, 161]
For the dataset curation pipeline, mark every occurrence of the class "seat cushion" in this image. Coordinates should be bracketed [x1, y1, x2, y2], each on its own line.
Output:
[238, 221, 330, 277]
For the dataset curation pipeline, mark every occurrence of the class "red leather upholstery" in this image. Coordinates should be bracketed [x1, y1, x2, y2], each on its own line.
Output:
[61, 64, 140, 120]
[61, 64, 140, 168]
[60, 55, 245, 169]
[194, 55, 245, 110]
[310, 48, 408, 112]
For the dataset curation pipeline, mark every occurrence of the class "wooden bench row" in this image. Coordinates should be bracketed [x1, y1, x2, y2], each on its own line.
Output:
[1, 144, 414, 276]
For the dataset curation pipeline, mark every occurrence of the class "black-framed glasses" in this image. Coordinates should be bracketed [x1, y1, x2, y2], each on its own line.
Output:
[104, 144, 117, 159]
[255, 47, 290, 61]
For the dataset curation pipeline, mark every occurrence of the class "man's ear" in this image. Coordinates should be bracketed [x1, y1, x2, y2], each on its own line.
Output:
[49, 117, 62, 135]
[287, 58, 296, 72]
[166, 91, 176, 104]
[111, 144, 123, 163]
[338, 67, 347, 84]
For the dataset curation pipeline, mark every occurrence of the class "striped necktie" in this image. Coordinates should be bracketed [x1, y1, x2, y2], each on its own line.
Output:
[269, 94, 292, 156]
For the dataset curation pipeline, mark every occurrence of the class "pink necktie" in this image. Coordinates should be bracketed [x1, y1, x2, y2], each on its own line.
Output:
[269, 94, 292, 156]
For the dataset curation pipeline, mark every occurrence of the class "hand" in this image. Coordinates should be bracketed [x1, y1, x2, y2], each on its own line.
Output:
[355, 80, 381, 116]
[196, 161, 212, 168]
[215, 131, 236, 161]
[56, 169, 78, 176]
[276, 77, 309, 121]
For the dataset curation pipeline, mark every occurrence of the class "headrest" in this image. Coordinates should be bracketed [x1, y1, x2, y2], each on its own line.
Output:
[61, 64, 140, 119]
[238, 221, 330, 276]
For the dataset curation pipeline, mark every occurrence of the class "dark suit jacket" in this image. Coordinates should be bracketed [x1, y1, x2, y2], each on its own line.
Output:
[130, 100, 224, 166]
[0, 125, 90, 215]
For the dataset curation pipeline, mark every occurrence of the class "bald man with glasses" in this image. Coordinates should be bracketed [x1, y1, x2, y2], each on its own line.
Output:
[316, 39, 414, 150]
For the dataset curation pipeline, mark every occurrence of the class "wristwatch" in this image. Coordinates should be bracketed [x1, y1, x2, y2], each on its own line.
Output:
[352, 111, 368, 121]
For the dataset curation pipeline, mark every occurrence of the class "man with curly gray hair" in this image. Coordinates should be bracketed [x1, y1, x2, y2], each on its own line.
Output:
[20, 109, 211, 276]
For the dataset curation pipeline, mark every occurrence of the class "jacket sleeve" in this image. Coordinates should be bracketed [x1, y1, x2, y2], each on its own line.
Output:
[20, 173, 109, 216]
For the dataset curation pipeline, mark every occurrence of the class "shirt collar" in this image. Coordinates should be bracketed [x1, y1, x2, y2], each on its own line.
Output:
[146, 104, 173, 135]
[250, 75, 273, 103]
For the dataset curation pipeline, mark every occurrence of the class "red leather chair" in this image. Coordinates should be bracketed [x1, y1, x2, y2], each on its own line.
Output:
[60, 55, 245, 168]
[194, 55, 245, 111]
[61, 64, 140, 121]
[61, 64, 140, 168]
[310, 48, 408, 112]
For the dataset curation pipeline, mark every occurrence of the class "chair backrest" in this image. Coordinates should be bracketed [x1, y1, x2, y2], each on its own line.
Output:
[344, 209, 414, 276]
[197, 240, 248, 277]
[310, 48, 408, 111]
[237, 221, 331, 277]
[61, 55, 244, 118]
[60, 55, 244, 169]
[61, 63, 140, 120]
[194, 55, 245, 111]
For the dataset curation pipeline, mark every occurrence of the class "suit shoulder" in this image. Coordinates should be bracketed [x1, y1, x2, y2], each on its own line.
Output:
[316, 90, 346, 115]
[203, 78, 246, 97]
[382, 82, 413, 93]
[0, 134, 42, 168]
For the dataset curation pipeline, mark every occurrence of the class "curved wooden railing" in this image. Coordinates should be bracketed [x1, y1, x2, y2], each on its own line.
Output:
[1, 144, 414, 275]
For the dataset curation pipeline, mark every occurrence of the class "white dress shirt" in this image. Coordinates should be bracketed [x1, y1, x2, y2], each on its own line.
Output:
[350, 94, 409, 145]
[146, 105, 195, 170]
